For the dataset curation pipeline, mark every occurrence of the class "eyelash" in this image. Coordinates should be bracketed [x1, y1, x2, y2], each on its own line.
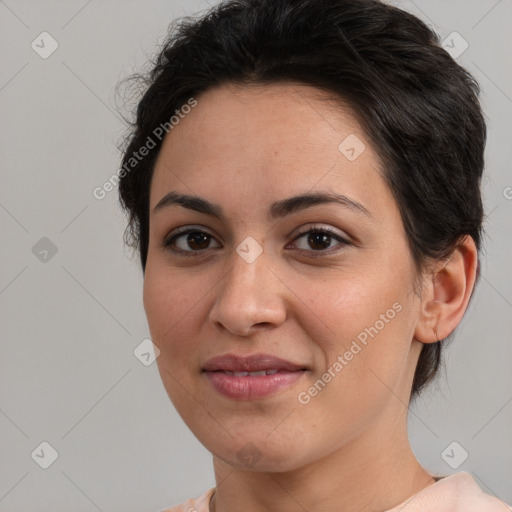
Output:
[160, 224, 351, 258]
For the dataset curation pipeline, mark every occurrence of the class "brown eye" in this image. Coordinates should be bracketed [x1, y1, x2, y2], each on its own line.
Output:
[183, 232, 211, 250]
[289, 225, 350, 254]
[163, 228, 221, 254]
[305, 231, 332, 251]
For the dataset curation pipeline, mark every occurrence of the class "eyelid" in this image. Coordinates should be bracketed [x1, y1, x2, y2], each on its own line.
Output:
[291, 223, 350, 243]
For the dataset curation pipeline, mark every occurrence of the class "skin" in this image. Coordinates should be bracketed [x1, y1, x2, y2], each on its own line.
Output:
[143, 82, 478, 512]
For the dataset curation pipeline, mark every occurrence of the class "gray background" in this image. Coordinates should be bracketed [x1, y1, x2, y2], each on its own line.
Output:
[0, 0, 511, 510]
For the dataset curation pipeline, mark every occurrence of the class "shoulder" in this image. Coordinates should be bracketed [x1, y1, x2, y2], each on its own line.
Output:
[387, 472, 512, 511]
[451, 472, 512, 511]
[158, 487, 216, 512]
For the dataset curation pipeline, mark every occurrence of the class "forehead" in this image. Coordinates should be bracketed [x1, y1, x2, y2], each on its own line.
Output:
[149, 82, 388, 215]
[158, 81, 366, 156]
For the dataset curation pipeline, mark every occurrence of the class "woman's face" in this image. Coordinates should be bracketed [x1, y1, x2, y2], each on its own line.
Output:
[143, 82, 424, 471]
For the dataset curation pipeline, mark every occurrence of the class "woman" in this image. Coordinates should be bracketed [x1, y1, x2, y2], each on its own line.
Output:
[117, 0, 511, 510]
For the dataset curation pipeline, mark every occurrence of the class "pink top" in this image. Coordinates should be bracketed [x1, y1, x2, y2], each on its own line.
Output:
[159, 472, 511, 511]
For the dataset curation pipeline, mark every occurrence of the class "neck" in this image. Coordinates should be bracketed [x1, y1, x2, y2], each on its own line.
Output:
[210, 409, 435, 512]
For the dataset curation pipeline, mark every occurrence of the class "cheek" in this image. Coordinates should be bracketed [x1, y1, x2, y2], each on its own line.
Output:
[144, 266, 195, 334]
[143, 268, 204, 374]
[294, 266, 407, 347]
[294, 270, 413, 409]
[143, 268, 207, 413]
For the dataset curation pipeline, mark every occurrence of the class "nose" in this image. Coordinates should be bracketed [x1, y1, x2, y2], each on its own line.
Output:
[208, 242, 287, 337]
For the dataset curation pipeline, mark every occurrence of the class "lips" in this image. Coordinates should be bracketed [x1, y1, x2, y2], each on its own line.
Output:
[202, 353, 307, 373]
[202, 353, 308, 400]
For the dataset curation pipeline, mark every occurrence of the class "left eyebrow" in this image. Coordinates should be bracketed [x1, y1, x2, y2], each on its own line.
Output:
[268, 191, 371, 220]
[152, 190, 372, 220]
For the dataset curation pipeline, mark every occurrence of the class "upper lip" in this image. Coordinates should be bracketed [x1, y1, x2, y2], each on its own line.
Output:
[202, 353, 307, 372]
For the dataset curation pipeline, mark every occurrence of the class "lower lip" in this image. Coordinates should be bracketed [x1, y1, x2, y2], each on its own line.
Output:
[203, 370, 306, 400]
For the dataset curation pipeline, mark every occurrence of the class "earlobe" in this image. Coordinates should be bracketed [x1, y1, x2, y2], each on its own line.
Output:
[414, 236, 478, 344]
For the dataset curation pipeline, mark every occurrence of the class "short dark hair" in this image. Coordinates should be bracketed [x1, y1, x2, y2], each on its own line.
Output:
[117, 0, 486, 399]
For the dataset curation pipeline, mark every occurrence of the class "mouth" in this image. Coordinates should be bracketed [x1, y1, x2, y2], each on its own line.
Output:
[211, 369, 293, 376]
[201, 353, 308, 400]
[202, 352, 308, 373]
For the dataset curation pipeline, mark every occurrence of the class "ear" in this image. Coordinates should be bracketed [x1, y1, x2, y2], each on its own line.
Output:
[414, 236, 479, 343]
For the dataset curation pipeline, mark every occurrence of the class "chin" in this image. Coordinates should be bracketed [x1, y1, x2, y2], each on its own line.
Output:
[206, 431, 312, 473]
